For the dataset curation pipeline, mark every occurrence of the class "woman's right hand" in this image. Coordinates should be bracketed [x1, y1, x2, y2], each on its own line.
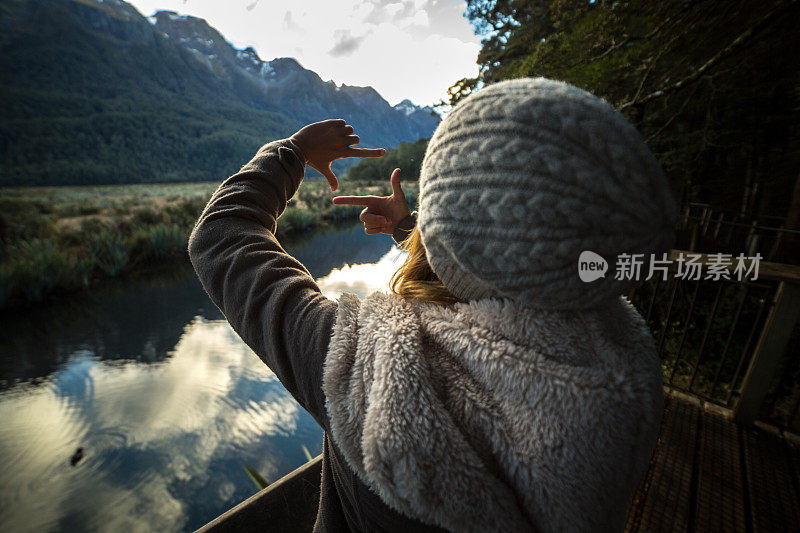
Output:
[331, 168, 410, 235]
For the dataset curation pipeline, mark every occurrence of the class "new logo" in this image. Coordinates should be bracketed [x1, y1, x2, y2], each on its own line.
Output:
[578, 251, 608, 282]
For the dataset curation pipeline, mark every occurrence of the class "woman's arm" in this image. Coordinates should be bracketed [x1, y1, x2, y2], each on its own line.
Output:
[188, 120, 384, 429]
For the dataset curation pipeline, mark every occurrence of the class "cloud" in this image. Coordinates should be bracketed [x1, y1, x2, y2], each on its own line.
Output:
[362, 0, 412, 25]
[401, 8, 429, 28]
[127, 0, 483, 105]
[283, 10, 301, 32]
[329, 29, 367, 57]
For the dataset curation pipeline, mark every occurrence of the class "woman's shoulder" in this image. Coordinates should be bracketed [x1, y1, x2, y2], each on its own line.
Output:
[332, 290, 440, 325]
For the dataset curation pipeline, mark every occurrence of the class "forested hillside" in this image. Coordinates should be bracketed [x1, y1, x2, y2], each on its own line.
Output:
[447, 0, 800, 261]
[347, 138, 429, 182]
[0, 0, 439, 186]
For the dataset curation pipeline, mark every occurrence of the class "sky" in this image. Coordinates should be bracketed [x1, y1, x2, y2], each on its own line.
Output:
[126, 0, 484, 107]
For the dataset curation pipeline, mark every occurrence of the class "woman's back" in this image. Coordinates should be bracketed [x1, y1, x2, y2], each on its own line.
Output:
[324, 292, 663, 532]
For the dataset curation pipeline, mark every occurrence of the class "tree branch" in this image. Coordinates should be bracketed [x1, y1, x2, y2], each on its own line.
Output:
[618, 0, 798, 110]
[570, 1, 697, 69]
[644, 82, 701, 142]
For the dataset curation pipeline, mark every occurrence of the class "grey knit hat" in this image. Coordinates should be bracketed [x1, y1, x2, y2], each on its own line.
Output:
[418, 77, 678, 309]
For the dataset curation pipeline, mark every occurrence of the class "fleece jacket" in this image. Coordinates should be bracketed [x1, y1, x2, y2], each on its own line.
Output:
[188, 138, 664, 532]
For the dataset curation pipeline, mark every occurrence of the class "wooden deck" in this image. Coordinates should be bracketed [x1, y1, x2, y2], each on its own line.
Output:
[199, 391, 800, 532]
[625, 393, 800, 532]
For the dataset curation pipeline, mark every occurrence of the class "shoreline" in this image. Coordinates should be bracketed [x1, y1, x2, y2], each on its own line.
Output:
[0, 180, 417, 310]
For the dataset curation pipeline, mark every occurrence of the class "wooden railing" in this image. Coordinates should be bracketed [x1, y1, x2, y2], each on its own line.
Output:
[678, 202, 800, 264]
[196, 456, 322, 532]
[629, 249, 800, 432]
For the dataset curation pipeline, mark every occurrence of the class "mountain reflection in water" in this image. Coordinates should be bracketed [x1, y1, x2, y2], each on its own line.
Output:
[0, 224, 404, 532]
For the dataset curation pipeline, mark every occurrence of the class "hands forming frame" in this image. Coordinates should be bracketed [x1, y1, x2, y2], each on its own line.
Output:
[290, 119, 411, 236]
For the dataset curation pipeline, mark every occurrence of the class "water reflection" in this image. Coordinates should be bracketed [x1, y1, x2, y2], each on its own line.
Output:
[317, 246, 407, 300]
[0, 224, 402, 532]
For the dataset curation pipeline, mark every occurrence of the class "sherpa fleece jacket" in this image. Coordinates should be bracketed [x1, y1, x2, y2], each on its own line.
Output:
[188, 138, 665, 532]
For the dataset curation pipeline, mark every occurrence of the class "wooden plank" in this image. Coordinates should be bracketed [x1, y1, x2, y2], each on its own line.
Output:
[667, 249, 800, 283]
[787, 442, 800, 514]
[625, 396, 671, 532]
[637, 396, 700, 532]
[694, 411, 746, 533]
[742, 427, 800, 532]
[196, 455, 322, 533]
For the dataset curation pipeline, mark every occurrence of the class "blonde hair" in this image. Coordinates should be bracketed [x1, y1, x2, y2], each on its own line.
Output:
[389, 226, 462, 306]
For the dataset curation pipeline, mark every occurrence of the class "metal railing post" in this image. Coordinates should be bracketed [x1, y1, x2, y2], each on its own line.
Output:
[734, 280, 800, 425]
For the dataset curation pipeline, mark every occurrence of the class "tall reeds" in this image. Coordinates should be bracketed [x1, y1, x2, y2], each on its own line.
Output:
[0, 180, 418, 309]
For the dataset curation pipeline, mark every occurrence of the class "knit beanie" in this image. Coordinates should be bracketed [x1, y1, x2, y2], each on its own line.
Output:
[418, 77, 678, 309]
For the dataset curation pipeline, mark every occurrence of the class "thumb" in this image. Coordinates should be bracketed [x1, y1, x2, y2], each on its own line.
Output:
[390, 168, 404, 199]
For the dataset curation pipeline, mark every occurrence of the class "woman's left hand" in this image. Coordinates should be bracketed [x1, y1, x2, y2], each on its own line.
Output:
[290, 119, 385, 191]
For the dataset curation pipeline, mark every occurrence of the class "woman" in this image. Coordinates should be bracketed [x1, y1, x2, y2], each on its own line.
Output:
[189, 77, 677, 532]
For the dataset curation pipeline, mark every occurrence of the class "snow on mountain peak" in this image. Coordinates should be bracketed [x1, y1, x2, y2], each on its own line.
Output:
[394, 99, 417, 116]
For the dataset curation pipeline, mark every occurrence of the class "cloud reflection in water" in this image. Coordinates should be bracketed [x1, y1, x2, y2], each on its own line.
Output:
[0, 319, 312, 531]
[316, 245, 407, 300]
[0, 240, 406, 531]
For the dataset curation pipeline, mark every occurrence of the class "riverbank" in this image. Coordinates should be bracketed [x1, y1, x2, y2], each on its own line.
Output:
[0, 179, 417, 310]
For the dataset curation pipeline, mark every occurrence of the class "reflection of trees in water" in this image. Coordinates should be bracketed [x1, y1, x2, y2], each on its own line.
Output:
[0, 261, 220, 386]
[0, 223, 392, 386]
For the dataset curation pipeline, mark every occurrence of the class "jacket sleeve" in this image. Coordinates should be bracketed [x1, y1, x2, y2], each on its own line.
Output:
[392, 211, 417, 246]
[187, 138, 337, 430]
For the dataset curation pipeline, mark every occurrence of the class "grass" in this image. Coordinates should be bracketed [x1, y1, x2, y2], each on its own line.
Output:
[0, 178, 418, 309]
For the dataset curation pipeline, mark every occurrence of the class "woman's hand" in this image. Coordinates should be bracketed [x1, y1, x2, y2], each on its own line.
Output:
[332, 168, 410, 235]
[290, 119, 385, 191]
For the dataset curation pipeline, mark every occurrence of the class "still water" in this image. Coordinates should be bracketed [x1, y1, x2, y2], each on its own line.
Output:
[0, 224, 404, 532]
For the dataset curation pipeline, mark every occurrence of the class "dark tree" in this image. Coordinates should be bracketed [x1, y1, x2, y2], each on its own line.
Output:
[448, 0, 800, 260]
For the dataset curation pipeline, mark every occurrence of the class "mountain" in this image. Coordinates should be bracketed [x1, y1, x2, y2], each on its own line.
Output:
[0, 0, 440, 186]
[144, 10, 439, 142]
[393, 99, 440, 134]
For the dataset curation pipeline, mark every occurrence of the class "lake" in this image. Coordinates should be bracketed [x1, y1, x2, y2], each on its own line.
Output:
[0, 224, 404, 532]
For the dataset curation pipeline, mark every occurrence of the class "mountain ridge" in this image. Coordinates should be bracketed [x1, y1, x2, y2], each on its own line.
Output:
[0, 0, 439, 186]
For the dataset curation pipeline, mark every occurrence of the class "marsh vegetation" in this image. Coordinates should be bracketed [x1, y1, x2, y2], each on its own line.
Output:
[0, 178, 418, 309]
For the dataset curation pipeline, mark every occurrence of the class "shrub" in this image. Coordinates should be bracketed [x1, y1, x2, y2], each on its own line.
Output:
[330, 204, 360, 222]
[88, 229, 129, 276]
[0, 238, 93, 306]
[277, 207, 318, 235]
[128, 223, 186, 264]
[164, 196, 206, 226]
[131, 206, 166, 225]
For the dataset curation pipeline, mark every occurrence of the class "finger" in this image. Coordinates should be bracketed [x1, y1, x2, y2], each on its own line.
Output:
[364, 226, 386, 235]
[328, 118, 346, 127]
[390, 168, 404, 198]
[345, 134, 360, 146]
[331, 195, 382, 207]
[345, 147, 386, 158]
[342, 125, 354, 135]
[322, 164, 338, 192]
[360, 212, 389, 225]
